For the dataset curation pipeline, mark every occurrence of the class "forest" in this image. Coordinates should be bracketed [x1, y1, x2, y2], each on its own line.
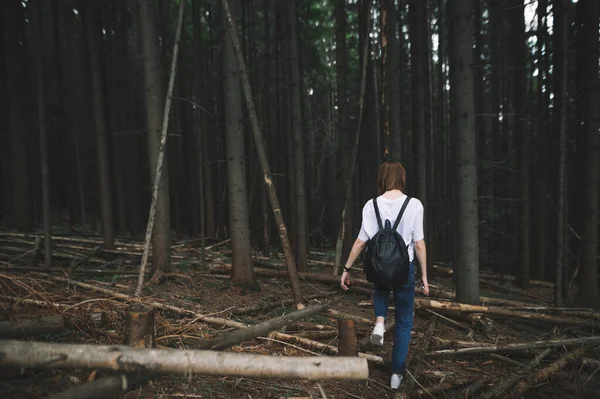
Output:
[0, 0, 599, 398]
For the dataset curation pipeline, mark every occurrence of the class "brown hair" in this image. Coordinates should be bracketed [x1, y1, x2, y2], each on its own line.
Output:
[377, 161, 406, 194]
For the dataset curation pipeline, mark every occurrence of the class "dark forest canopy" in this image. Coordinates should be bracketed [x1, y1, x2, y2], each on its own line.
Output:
[0, 0, 598, 308]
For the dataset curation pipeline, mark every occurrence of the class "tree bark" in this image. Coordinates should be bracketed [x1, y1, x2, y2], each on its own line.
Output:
[35, 2, 52, 268]
[333, 0, 372, 276]
[222, 0, 258, 290]
[1, 0, 31, 231]
[0, 340, 369, 380]
[82, 0, 115, 250]
[409, 0, 428, 205]
[553, 0, 569, 306]
[287, 0, 308, 273]
[577, 0, 600, 309]
[507, 0, 531, 289]
[199, 303, 330, 350]
[137, 0, 173, 283]
[220, 0, 304, 308]
[124, 304, 155, 348]
[448, 0, 479, 304]
[337, 319, 358, 357]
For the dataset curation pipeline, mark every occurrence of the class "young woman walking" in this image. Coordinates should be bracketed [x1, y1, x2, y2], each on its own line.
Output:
[340, 161, 429, 389]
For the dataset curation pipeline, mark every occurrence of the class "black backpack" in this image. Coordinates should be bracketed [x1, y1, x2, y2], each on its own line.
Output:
[363, 196, 411, 289]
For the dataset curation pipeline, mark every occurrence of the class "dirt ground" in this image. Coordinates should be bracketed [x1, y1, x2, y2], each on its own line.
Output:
[1, 236, 599, 399]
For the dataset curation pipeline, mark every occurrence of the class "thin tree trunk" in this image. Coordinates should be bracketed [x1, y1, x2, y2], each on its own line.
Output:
[409, 0, 427, 205]
[380, 0, 391, 158]
[35, 2, 52, 268]
[82, 0, 115, 249]
[508, 0, 530, 289]
[135, 0, 184, 295]
[222, 0, 258, 290]
[2, 0, 31, 230]
[448, 0, 479, 305]
[287, 0, 308, 273]
[554, 0, 568, 307]
[137, 0, 173, 284]
[577, 0, 600, 309]
[385, 0, 401, 160]
[221, 0, 304, 308]
[333, 0, 373, 276]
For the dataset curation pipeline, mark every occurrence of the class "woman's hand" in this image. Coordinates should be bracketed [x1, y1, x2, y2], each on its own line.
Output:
[421, 278, 430, 296]
[340, 270, 350, 291]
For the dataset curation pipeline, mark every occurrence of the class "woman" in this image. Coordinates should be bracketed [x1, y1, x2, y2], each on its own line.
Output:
[340, 161, 429, 389]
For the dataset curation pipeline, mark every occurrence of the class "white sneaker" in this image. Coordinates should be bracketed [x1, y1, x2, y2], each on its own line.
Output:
[370, 322, 385, 346]
[390, 373, 402, 389]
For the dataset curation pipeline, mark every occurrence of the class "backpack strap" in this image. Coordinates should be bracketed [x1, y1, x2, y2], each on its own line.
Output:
[392, 197, 412, 231]
[372, 197, 383, 230]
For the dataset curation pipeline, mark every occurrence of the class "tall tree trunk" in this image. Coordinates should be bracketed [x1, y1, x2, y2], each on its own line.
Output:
[553, 0, 568, 307]
[222, 0, 258, 290]
[138, 0, 172, 278]
[221, 0, 304, 308]
[35, 1, 52, 268]
[385, 0, 402, 160]
[380, 0, 391, 159]
[409, 0, 428, 239]
[535, 0, 549, 281]
[2, 0, 31, 230]
[82, 0, 115, 249]
[577, 0, 600, 309]
[287, 0, 308, 273]
[508, 0, 530, 289]
[448, 0, 479, 305]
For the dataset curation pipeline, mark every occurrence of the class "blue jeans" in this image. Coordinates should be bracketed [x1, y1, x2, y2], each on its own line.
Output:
[373, 262, 414, 374]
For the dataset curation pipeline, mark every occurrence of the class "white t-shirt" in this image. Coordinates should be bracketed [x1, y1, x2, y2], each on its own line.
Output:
[357, 194, 424, 262]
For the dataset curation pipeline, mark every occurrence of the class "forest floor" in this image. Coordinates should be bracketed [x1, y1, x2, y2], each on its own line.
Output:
[0, 230, 599, 399]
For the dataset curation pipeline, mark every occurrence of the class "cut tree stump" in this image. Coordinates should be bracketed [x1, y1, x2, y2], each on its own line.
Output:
[124, 303, 155, 348]
[427, 335, 600, 357]
[0, 315, 64, 339]
[198, 303, 330, 350]
[28, 236, 42, 267]
[337, 319, 357, 356]
[515, 347, 585, 394]
[480, 348, 552, 398]
[0, 339, 369, 380]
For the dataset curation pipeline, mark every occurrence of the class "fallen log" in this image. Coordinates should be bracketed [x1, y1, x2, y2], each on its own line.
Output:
[326, 309, 372, 325]
[0, 315, 65, 339]
[432, 337, 494, 350]
[267, 331, 384, 365]
[515, 348, 585, 394]
[414, 298, 600, 329]
[0, 339, 369, 380]
[480, 348, 552, 398]
[479, 279, 551, 303]
[455, 375, 494, 399]
[232, 291, 335, 315]
[427, 335, 600, 357]
[38, 273, 247, 329]
[45, 374, 149, 399]
[402, 316, 437, 396]
[424, 309, 471, 331]
[198, 303, 330, 350]
[431, 265, 554, 288]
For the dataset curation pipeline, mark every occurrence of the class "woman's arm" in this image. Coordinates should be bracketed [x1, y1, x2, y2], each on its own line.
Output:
[414, 239, 429, 296]
[340, 238, 367, 291]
